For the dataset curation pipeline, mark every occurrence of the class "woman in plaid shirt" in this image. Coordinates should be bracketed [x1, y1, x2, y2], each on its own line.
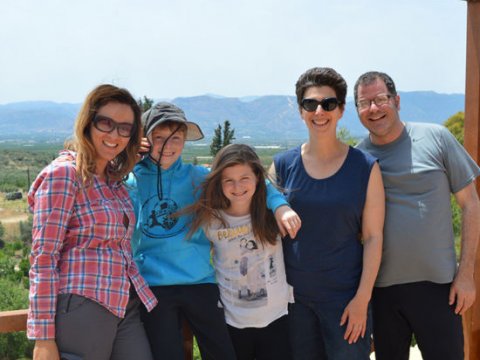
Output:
[28, 84, 157, 360]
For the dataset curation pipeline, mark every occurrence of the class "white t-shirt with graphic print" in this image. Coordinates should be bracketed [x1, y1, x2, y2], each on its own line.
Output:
[205, 211, 293, 329]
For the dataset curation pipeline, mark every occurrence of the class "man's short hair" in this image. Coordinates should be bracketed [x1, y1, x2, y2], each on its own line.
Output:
[354, 71, 397, 103]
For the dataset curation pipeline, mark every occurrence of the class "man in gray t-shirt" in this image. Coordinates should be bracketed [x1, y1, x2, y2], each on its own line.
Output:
[354, 71, 480, 360]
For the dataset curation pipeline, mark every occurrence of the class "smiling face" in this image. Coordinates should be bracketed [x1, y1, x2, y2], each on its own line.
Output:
[356, 78, 403, 145]
[221, 163, 258, 216]
[149, 125, 186, 169]
[300, 86, 344, 137]
[90, 101, 134, 175]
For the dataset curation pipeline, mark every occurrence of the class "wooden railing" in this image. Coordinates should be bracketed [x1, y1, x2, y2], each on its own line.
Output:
[0, 309, 194, 360]
[0, 309, 28, 333]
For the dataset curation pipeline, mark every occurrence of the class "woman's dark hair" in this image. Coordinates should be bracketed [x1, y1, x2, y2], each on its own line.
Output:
[295, 67, 347, 110]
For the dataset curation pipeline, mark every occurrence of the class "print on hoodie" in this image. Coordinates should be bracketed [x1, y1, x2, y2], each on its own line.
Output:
[142, 196, 181, 237]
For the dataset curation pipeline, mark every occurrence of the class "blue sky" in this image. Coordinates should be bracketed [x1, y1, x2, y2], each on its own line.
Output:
[0, 0, 468, 104]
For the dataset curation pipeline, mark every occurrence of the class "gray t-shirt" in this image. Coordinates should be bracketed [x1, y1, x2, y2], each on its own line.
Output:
[357, 122, 480, 287]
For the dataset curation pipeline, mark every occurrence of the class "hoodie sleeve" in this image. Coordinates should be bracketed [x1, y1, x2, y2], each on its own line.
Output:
[265, 180, 289, 212]
[125, 172, 142, 254]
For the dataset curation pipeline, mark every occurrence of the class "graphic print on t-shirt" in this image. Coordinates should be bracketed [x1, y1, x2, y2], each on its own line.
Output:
[208, 212, 291, 327]
[216, 223, 279, 309]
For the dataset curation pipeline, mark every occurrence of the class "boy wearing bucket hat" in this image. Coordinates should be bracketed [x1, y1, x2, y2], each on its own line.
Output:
[127, 102, 299, 360]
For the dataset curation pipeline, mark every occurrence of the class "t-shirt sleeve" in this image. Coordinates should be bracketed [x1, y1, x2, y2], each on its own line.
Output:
[441, 126, 480, 193]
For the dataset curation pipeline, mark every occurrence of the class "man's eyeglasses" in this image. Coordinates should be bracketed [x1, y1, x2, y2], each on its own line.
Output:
[301, 97, 340, 112]
[93, 115, 134, 138]
[356, 94, 394, 111]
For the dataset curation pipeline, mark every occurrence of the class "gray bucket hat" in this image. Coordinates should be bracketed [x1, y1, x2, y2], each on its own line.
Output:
[142, 102, 204, 141]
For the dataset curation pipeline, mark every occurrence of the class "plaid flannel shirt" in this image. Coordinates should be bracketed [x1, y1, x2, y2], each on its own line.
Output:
[27, 152, 157, 340]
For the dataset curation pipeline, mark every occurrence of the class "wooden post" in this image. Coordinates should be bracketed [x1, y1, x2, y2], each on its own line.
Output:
[463, 1, 480, 359]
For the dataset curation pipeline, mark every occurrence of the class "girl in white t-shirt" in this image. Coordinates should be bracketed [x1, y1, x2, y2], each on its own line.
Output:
[187, 144, 299, 360]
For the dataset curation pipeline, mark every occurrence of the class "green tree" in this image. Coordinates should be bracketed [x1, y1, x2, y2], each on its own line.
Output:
[210, 126, 222, 156]
[0, 239, 33, 359]
[0, 241, 29, 285]
[138, 96, 154, 112]
[18, 216, 33, 246]
[222, 120, 235, 147]
[210, 120, 235, 156]
[337, 126, 358, 146]
[0, 279, 33, 360]
[444, 111, 464, 145]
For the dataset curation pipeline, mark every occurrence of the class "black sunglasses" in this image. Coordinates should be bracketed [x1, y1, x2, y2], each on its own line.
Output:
[301, 97, 340, 112]
[93, 115, 134, 138]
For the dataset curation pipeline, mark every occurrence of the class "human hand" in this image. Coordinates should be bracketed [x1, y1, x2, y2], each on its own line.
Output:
[33, 340, 60, 360]
[136, 137, 150, 162]
[340, 296, 368, 344]
[449, 271, 476, 315]
[274, 205, 301, 239]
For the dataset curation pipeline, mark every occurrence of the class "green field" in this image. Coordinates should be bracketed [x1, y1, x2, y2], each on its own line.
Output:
[0, 140, 302, 193]
[0, 143, 61, 192]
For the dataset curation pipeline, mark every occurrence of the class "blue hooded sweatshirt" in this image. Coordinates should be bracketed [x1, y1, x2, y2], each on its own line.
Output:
[127, 156, 287, 286]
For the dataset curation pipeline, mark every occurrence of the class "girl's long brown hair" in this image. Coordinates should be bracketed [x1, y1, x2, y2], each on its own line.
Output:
[188, 144, 279, 246]
[70, 84, 142, 185]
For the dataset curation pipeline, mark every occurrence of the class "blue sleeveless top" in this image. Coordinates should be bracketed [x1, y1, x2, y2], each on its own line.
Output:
[274, 146, 376, 303]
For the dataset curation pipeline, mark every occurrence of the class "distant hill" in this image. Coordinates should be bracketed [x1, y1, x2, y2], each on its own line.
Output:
[0, 92, 465, 142]
[0, 101, 79, 142]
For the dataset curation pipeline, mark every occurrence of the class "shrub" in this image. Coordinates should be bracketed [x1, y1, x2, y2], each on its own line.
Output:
[0, 279, 34, 359]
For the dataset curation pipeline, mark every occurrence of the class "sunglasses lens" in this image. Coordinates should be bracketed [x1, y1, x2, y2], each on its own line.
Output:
[322, 98, 339, 111]
[302, 98, 339, 112]
[302, 99, 320, 112]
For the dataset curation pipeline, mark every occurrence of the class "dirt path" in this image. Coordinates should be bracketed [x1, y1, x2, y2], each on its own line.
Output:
[0, 208, 29, 224]
[0, 213, 29, 223]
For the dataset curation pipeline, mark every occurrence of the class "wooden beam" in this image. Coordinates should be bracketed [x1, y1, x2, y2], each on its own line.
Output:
[463, 1, 480, 360]
[0, 309, 28, 333]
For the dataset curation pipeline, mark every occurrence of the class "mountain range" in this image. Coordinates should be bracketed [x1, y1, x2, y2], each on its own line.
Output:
[0, 92, 465, 142]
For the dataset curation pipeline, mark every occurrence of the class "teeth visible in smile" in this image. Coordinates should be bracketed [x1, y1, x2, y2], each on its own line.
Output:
[103, 141, 117, 148]
[313, 119, 328, 126]
[232, 191, 247, 196]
